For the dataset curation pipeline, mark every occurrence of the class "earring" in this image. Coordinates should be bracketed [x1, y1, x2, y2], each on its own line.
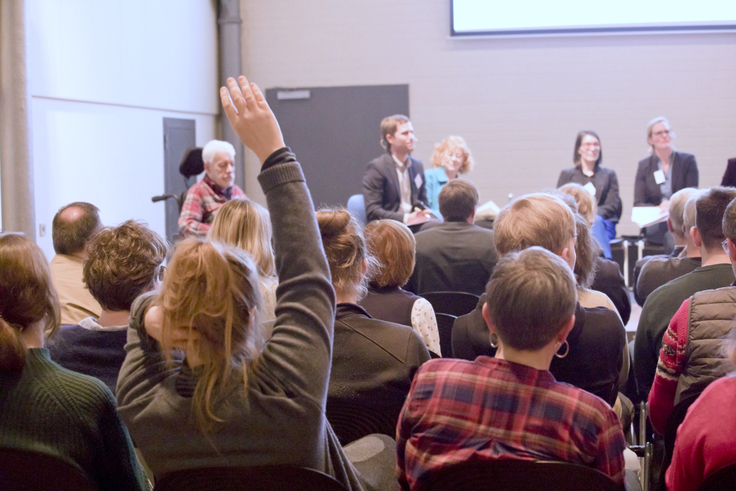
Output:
[490, 334, 498, 349]
[555, 340, 569, 359]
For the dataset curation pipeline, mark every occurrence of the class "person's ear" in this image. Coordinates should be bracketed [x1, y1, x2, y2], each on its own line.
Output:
[727, 238, 736, 262]
[203, 161, 211, 175]
[362, 258, 369, 276]
[557, 314, 576, 344]
[482, 302, 495, 335]
[667, 218, 674, 234]
[690, 226, 702, 248]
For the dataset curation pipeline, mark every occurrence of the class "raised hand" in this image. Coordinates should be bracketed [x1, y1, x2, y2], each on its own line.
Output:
[220, 76, 285, 164]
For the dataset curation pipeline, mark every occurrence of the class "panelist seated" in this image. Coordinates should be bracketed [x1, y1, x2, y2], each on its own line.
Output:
[397, 248, 627, 490]
[362, 114, 431, 228]
[178, 139, 247, 238]
[634, 117, 698, 245]
[557, 130, 622, 253]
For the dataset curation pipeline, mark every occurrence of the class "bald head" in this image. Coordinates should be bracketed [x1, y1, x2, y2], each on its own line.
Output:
[52, 202, 101, 256]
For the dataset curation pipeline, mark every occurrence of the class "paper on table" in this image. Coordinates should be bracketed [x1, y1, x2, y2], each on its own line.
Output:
[476, 200, 501, 220]
[632, 206, 668, 228]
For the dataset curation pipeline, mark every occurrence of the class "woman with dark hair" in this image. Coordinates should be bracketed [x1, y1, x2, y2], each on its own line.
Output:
[0, 234, 146, 490]
[557, 131, 622, 253]
[360, 219, 440, 355]
[316, 209, 430, 443]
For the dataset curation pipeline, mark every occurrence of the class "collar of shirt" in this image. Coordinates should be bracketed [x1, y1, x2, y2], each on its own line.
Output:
[203, 173, 233, 199]
[392, 154, 410, 172]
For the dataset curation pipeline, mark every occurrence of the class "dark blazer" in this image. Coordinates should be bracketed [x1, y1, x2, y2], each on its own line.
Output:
[634, 152, 698, 206]
[362, 153, 427, 222]
[721, 158, 736, 187]
[405, 221, 497, 296]
[452, 296, 625, 406]
[557, 166, 622, 222]
[327, 303, 430, 442]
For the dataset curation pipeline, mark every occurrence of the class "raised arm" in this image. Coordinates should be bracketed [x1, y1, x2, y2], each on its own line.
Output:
[221, 76, 335, 402]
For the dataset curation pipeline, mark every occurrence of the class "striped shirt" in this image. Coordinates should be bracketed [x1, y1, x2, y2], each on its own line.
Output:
[396, 357, 625, 490]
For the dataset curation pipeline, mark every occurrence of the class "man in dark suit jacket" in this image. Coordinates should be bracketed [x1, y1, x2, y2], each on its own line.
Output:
[405, 179, 497, 296]
[362, 114, 430, 227]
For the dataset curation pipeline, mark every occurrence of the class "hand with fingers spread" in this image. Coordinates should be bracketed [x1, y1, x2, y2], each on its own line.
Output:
[220, 76, 285, 164]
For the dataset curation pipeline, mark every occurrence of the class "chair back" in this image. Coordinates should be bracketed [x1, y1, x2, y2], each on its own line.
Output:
[698, 462, 736, 491]
[347, 194, 367, 226]
[434, 313, 457, 358]
[418, 459, 620, 491]
[326, 398, 399, 445]
[0, 448, 97, 491]
[154, 465, 348, 491]
[421, 291, 480, 317]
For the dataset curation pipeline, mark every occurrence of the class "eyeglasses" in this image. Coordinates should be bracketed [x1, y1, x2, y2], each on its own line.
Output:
[580, 143, 600, 148]
[652, 130, 671, 137]
[723, 240, 731, 255]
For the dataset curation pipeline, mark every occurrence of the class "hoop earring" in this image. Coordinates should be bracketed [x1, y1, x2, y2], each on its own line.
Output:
[490, 334, 498, 349]
[555, 340, 569, 359]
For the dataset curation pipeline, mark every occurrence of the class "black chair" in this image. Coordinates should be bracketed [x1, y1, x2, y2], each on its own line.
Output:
[698, 462, 736, 491]
[659, 392, 700, 490]
[154, 465, 347, 491]
[325, 398, 399, 446]
[0, 448, 97, 491]
[421, 291, 480, 317]
[435, 312, 457, 358]
[418, 459, 620, 491]
[151, 147, 204, 213]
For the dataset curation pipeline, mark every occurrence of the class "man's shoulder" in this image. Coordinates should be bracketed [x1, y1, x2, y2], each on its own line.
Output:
[645, 264, 731, 309]
[187, 178, 213, 196]
[690, 285, 736, 306]
[367, 153, 393, 168]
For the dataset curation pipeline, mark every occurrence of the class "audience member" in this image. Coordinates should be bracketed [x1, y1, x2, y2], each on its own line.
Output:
[397, 247, 627, 490]
[560, 183, 631, 323]
[405, 179, 497, 296]
[116, 76, 394, 491]
[208, 199, 278, 322]
[317, 209, 430, 443]
[49, 201, 102, 324]
[666, 325, 736, 491]
[634, 188, 702, 306]
[360, 219, 441, 355]
[178, 139, 247, 238]
[634, 117, 699, 245]
[634, 187, 736, 400]
[362, 114, 431, 227]
[47, 220, 167, 392]
[648, 196, 736, 433]
[424, 136, 474, 218]
[0, 234, 147, 490]
[574, 214, 619, 317]
[452, 193, 626, 406]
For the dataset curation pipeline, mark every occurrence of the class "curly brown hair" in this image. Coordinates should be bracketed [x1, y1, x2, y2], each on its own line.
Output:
[83, 220, 168, 311]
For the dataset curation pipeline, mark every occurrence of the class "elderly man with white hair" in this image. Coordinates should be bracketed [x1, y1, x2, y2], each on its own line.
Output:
[178, 139, 247, 237]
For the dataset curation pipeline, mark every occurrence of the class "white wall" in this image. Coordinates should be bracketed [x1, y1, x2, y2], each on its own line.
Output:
[240, 0, 736, 236]
[28, 0, 219, 259]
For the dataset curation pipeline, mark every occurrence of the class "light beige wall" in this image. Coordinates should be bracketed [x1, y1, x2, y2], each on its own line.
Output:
[241, 0, 736, 235]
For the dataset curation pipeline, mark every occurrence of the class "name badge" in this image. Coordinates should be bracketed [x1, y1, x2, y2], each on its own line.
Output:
[414, 173, 424, 189]
[654, 170, 666, 184]
[583, 182, 596, 197]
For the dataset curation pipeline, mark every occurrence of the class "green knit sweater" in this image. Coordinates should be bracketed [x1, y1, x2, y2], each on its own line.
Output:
[0, 348, 148, 491]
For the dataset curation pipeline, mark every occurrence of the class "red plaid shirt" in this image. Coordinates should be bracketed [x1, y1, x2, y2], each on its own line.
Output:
[178, 174, 246, 238]
[396, 357, 626, 490]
